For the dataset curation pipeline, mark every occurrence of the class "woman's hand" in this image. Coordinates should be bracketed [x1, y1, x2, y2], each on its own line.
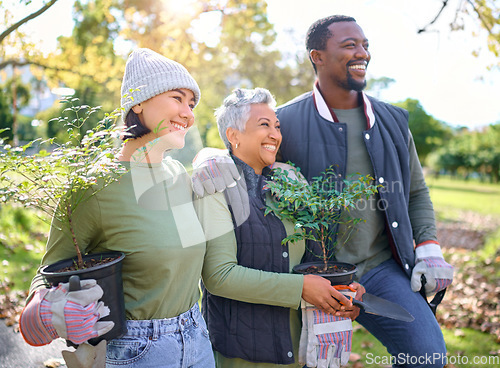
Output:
[334, 282, 366, 320]
[301, 275, 352, 314]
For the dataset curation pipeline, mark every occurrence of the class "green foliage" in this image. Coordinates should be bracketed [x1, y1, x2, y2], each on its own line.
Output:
[1, 0, 498, 149]
[467, 0, 500, 67]
[265, 164, 379, 267]
[0, 73, 31, 143]
[428, 123, 500, 182]
[0, 98, 128, 267]
[0, 89, 13, 141]
[0, 205, 48, 291]
[2, 0, 315, 149]
[365, 76, 395, 98]
[394, 98, 452, 165]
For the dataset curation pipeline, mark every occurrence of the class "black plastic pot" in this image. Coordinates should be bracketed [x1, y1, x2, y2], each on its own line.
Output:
[40, 251, 127, 346]
[293, 261, 357, 285]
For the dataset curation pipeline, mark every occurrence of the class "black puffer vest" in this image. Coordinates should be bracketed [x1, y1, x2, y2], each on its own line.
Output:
[276, 92, 415, 276]
[201, 157, 295, 364]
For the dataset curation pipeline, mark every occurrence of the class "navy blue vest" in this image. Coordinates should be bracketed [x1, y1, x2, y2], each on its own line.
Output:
[201, 160, 296, 364]
[276, 92, 415, 276]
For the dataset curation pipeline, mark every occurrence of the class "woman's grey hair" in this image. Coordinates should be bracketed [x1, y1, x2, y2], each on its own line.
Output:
[215, 88, 276, 151]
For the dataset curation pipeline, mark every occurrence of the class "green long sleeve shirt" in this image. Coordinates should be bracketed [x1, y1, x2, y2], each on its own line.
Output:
[30, 158, 208, 320]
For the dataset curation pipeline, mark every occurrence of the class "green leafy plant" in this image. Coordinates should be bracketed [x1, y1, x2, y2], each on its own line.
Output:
[0, 97, 128, 269]
[265, 164, 379, 270]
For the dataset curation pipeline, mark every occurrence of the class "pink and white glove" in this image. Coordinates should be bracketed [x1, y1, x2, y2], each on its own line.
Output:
[299, 288, 356, 368]
[411, 241, 454, 296]
[20, 279, 114, 346]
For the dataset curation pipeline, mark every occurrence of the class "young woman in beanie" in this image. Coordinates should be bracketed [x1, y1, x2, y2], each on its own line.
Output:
[19, 48, 215, 367]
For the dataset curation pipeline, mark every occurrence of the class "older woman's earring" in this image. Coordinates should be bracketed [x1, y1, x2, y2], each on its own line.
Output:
[235, 143, 239, 149]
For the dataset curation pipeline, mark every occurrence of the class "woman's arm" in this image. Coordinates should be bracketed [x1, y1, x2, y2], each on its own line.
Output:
[197, 192, 303, 308]
[196, 192, 351, 312]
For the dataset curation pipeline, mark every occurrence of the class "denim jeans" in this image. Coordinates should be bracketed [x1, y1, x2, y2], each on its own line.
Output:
[106, 303, 215, 367]
[357, 258, 447, 368]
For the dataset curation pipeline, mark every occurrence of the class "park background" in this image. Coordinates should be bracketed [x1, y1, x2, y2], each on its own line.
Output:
[1, 0, 499, 367]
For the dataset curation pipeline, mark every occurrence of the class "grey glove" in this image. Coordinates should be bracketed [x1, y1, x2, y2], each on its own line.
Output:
[192, 148, 249, 226]
[410, 242, 454, 296]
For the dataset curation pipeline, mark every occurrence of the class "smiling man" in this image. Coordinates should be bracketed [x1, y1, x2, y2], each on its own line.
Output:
[276, 15, 453, 368]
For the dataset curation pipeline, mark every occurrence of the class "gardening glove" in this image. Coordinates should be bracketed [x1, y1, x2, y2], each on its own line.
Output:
[298, 299, 309, 365]
[192, 147, 250, 226]
[20, 288, 56, 346]
[20, 279, 113, 346]
[62, 340, 107, 368]
[411, 241, 454, 296]
[299, 288, 356, 368]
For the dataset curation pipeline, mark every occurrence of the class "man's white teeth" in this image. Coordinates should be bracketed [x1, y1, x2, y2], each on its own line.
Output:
[262, 145, 276, 151]
[349, 65, 366, 70]
[172, 122, 186, 131]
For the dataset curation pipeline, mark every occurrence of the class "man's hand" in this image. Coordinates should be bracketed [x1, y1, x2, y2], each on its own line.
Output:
[411, 242, 454, 296]
[192, 148, 239, 196]
[192, 148, 250, 226]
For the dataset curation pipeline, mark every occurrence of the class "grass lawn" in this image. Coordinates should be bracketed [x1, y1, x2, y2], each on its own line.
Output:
[349, 323, 500, 367]
[426, 175, 500, 218]
[427, 175, 500, 266]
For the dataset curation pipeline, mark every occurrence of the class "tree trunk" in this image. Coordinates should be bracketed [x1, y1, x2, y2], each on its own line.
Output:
[12, 79, 18, 147]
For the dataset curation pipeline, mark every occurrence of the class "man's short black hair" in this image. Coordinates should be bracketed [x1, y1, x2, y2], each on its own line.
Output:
[306, 15, 357, 72]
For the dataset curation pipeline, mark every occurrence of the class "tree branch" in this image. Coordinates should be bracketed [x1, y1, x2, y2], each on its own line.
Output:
[0, 0, 59, 44]
[0, 59, 120, 84]
[0, 58, 73, 72]
[466, 0, 494, 35]
[418, 0, 450, 33]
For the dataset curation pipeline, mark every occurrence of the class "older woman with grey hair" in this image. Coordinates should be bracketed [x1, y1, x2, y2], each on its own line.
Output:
[216, 87, 276, 152]
[196, 87, 362, 368]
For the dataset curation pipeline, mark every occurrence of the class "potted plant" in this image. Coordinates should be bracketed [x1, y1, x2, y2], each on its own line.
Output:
[265, 164, 379, 285]
[0, 97, 129, 344]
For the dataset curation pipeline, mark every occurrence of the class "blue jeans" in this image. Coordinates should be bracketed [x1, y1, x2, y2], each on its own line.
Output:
[357, 258, 447, 368]
[106, 303, 215, 367]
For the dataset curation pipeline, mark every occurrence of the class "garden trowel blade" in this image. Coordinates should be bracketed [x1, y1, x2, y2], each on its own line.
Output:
[353, 293, 415, 322]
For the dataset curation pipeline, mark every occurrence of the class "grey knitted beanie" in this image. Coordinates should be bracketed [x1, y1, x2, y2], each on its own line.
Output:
[120, 48, 201, 121]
